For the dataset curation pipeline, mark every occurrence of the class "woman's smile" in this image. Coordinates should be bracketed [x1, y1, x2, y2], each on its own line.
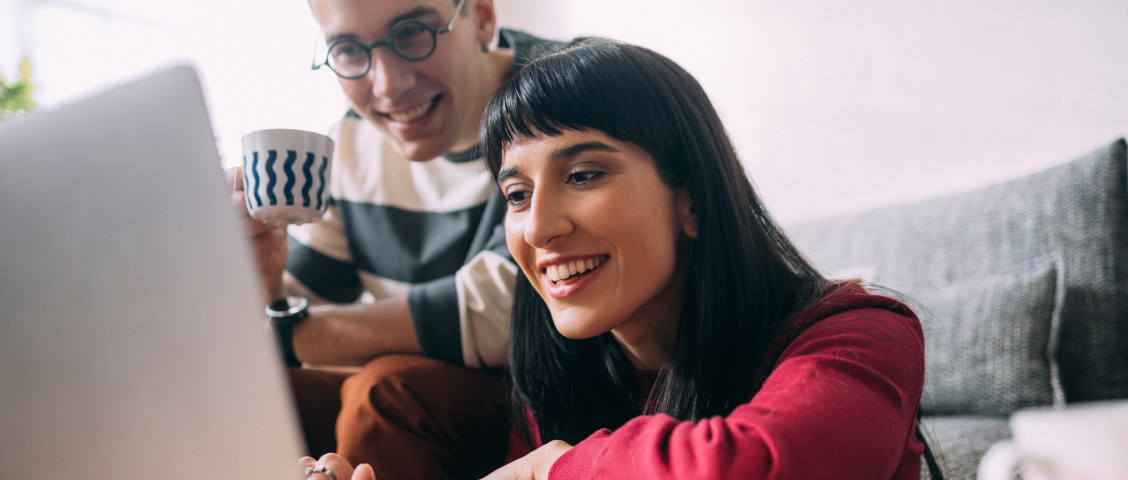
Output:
[540, 254, 609, 298]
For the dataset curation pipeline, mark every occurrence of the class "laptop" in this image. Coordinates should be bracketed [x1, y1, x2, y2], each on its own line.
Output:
[0, 66, 306, 479]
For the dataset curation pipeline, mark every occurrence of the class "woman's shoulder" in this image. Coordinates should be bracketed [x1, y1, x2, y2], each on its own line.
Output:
[798, 282, 918, 325]
[764, 282, 925, 371]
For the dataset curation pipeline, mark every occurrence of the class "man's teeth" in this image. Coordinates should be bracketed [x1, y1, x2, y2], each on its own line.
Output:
[547, 257, 604, 284]
[387, 98, 435, 123]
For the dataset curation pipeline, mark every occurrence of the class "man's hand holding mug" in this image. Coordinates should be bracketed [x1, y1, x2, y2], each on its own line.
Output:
[227, 128, 335, 305]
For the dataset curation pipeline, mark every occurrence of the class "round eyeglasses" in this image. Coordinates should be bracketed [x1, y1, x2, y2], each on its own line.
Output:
[311, 0, 467, 80]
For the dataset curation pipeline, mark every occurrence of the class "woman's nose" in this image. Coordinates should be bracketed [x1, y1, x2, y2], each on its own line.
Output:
[523, 191, 573, 248]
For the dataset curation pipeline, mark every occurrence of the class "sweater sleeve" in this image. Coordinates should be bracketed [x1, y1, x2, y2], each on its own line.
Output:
[548, 307, 926, 480]
[404, 249, 516, 367]
[409, 192, 518, 368]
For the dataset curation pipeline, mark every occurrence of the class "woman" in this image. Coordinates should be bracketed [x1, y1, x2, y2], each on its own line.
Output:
[303, 38, 925, 480]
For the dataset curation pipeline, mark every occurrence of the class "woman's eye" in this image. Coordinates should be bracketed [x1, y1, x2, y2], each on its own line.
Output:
[566, 171, 602, 184]
[505, 191, 530, 207]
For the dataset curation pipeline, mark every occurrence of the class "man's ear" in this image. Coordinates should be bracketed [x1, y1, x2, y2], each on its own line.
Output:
[676, 186, 698, 239]
[470, 0, 498, 51]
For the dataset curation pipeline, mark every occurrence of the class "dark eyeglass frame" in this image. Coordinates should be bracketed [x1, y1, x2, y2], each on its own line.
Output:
[311, 0, 467, 79]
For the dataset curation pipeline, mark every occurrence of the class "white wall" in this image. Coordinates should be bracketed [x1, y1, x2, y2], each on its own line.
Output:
[497, 0, 1128, 223]
[4, 0, 1127, 223]
[0, 0, 346, 167]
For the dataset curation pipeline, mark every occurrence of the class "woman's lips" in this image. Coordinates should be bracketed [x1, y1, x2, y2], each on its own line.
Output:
[546, 255, 605, 284]
[542, 255, 608, 298]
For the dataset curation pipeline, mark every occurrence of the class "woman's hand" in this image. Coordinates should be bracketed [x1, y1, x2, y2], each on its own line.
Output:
[481, 440, 572, 480]
[298, 453, 376, 480]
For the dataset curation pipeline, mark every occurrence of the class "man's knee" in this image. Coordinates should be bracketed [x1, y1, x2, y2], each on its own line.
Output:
[335, 355, 511, 476]
[342, 354, 505, 413]
[345, 354, 451, 402]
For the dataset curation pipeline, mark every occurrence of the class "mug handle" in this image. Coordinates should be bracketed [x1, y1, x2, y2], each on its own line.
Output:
[977, 440, 1021, 480]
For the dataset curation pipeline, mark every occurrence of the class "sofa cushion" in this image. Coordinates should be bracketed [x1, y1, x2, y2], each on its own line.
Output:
[904, 257, 1065, 416]
[786, 139, 1128, 405]
[918, 415, 1011, 480]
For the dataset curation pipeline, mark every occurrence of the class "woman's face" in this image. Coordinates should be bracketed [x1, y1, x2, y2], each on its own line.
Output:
[498, 128, 697, 340]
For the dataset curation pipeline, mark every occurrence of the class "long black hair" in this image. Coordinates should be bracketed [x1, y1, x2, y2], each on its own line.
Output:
[481, 38, 831, 446]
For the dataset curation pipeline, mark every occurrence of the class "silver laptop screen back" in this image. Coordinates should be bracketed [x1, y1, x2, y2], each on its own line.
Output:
[0, 66, 304, 480]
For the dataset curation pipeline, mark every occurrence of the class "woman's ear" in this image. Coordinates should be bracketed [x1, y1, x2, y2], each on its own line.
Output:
[676, 186, 698, 239]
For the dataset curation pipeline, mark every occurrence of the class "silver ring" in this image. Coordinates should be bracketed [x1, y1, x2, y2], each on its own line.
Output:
[305, 465, 338, 480]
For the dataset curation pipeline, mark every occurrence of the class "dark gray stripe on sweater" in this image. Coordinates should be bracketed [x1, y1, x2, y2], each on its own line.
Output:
[408, 276, 463, 364]
[336, 199, 488, 284]
[286, 236, 365, 304]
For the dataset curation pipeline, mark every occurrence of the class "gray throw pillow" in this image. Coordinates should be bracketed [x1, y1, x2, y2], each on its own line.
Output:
[918, 415, 1011, 480]
[907, 256, 1066, 417]
[786, 140, 1128, 404]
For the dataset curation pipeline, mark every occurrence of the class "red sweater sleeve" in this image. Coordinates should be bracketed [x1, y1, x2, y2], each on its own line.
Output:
[547, 303, 926, 480]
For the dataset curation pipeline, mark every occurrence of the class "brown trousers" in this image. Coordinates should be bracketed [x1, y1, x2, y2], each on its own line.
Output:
[287, 355, 512, 480]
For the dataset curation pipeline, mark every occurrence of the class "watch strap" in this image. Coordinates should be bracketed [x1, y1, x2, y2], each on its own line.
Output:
[266, 297, 308, 368]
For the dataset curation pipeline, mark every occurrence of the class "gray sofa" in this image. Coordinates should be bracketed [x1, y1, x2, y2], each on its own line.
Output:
[785, 139, 1128, 479]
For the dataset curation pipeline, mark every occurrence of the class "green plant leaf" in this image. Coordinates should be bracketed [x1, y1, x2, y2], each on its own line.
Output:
[0, 58, 38, 119]
[19, 58, 31, 83]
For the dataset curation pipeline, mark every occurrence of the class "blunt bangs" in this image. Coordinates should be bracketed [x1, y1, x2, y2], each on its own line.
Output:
[482, 38, 703, 187]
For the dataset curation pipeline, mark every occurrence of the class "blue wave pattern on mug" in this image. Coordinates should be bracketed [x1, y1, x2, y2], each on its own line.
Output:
[250, 152, 263, 207]
[264, 150, 279, 205]
[316, 157, 328, 210]
[282, 150, 298, 205]
[249, 149, 330, 209]
[301, 153, 315, 207]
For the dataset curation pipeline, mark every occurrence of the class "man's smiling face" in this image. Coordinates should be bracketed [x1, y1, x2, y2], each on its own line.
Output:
[311, 0, 496, 160]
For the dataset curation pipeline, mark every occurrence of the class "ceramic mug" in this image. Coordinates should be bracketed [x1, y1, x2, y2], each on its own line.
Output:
[977, 401, 1128, 480]
[241, 129, 334, 226]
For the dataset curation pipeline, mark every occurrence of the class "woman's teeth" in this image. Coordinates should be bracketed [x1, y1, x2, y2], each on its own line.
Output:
[387, 97, 436, 123]
[547, 257, 604, 285]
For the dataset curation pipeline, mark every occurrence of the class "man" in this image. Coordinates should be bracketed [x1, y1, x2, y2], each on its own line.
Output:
[228, 0, 565, 478]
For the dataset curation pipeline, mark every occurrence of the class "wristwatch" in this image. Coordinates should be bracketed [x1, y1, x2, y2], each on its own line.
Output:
[265, 296, 308, 368]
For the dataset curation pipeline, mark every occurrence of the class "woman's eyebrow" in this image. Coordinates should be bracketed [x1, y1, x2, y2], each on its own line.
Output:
[497, 141, 618, 182]
[497, 166, 522, 182]
[550, 141, 619, 161]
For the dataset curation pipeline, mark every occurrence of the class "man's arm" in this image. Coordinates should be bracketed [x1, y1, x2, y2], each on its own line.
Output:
[292, 295, 421, 366]
[229, 165, 420, 366]
[283, 208, 425, 366]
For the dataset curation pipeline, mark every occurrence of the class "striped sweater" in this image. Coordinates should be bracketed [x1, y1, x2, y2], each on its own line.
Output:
[284, 29, 566, 368]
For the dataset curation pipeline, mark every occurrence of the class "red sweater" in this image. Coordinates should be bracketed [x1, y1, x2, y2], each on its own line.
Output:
[515, 284, 926, 480]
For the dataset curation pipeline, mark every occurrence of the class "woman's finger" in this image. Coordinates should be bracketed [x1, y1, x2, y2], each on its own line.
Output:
[312, 453, 356, 480]
[298, 456, 317, 470]
[352, 464, 376, 480]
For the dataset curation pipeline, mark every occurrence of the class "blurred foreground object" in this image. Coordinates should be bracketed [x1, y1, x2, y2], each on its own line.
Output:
[0, 58, 38, 121]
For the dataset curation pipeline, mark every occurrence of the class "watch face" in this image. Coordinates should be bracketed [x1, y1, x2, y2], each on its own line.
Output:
[266, 297, 309, 325]
[268, 309, 308, 326]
